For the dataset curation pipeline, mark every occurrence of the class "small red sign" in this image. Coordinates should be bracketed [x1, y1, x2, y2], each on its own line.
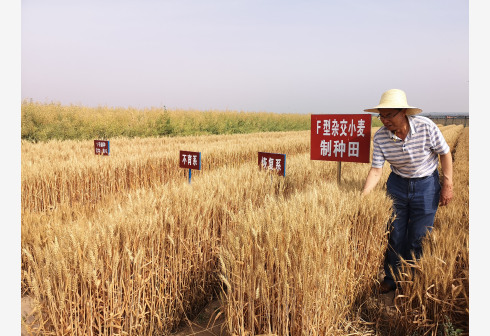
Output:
[258, 152, 286, 176]
[311, 114, 371, 163]
[179, 151, 201, 170]
[94, 140, 110, 155]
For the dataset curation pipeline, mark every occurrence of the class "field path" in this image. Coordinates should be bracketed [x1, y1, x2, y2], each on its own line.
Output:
[172, 300, 229, 336]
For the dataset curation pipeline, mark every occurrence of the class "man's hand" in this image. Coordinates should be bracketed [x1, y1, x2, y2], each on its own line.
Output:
[440, 183, 453, 206]
[362, 167, 383, 196]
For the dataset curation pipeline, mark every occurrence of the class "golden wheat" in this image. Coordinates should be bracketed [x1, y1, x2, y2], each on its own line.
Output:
[21, 125, 469, 335]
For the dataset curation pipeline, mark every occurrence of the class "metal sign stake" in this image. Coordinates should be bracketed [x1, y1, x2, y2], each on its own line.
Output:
[337, 161, 342, 185]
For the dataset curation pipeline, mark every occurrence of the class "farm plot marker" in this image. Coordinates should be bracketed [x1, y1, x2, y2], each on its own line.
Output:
[179, 150, 201, 184]
[258, 152, 286, 177]
[258, 152, 286, 185]
[310, 114, 371, 184]
[94, 140, 110, 155]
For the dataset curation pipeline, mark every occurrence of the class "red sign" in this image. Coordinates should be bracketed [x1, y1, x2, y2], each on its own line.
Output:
[94, 140, 110, 155]
[311, 114, 371, 163]
[258, 152, 286, 176]
[179, 151, 201, 170]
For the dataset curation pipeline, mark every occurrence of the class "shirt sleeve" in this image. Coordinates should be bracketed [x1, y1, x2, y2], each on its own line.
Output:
[371, 134, 385, 168]
[430, 123, 450, 155]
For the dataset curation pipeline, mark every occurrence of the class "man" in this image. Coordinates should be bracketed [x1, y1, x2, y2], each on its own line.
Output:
[361, 89, 453, 294]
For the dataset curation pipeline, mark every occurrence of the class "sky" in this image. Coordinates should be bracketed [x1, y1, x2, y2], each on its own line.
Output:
[20, 0, 470, 114]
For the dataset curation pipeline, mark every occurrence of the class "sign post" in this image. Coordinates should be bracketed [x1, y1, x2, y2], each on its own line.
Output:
[94, 140, 110, 155]
[337, 161, 341, 185]
[310, 114, 371, 184]
[179, 150, 201, 184]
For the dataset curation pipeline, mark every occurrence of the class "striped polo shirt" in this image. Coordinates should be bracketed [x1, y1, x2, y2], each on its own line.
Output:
[372, 116, 450, 178]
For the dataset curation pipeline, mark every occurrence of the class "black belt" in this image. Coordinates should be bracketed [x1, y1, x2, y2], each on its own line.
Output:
[393, 170, 437, 181]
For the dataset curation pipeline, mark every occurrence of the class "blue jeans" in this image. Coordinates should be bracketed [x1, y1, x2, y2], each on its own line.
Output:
[383, 169, 441, 287]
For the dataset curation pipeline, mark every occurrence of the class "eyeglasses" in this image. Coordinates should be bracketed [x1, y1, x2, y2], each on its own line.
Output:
[377, 109, 402, 120]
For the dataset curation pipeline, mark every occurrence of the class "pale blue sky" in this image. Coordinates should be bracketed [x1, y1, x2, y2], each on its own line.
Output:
[21, 0, 469, 114]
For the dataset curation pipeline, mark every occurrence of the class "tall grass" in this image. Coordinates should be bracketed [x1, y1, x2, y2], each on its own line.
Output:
[21, 101, 311, 141]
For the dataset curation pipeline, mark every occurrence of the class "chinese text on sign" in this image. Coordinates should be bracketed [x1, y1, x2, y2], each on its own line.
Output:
[310, 114, 371, 163]
[179, 151, 201, 170]
[94, 140, 110, 156]
[258, 152, 286, 176]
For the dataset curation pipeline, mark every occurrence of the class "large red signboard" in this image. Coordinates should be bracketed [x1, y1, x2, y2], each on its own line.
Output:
[179, 151, 201, 170]
[258, 152, 286, 176]
[94, 140, 110, 155]
[311, 114, 371, 163]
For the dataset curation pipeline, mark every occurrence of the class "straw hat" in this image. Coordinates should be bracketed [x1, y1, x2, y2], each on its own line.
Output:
[364, 89, 422, 115]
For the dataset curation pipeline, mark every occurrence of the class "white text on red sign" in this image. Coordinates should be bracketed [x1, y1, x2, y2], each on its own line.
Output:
[315, 119, 366, 159]
[257, 152, 286, 176]
[260, 157, 283, 172]
[182, 154, 199, 166]
[315, 118, 366, 137]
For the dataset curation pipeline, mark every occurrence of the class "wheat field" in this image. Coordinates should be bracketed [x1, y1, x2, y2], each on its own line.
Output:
[21, 125, 469, 335]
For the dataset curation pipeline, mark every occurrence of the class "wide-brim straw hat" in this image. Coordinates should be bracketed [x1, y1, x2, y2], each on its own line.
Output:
[364, 89, 422, 115]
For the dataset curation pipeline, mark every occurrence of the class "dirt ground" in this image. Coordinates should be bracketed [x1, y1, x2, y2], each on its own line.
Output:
[21, 296, 228, 336]
[171, 300, 228, 336]
[21, 296, 35, 336]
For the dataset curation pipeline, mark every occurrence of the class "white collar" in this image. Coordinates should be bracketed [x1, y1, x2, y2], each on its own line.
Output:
[389, 116, 416, 141]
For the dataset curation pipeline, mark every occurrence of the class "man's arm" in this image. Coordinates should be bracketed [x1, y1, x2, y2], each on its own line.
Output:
[362, 167, 383, 196]
[439, 152, 454, 206]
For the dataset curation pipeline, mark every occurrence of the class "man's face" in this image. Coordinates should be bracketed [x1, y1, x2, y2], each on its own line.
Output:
[378, 108, 406, 131]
